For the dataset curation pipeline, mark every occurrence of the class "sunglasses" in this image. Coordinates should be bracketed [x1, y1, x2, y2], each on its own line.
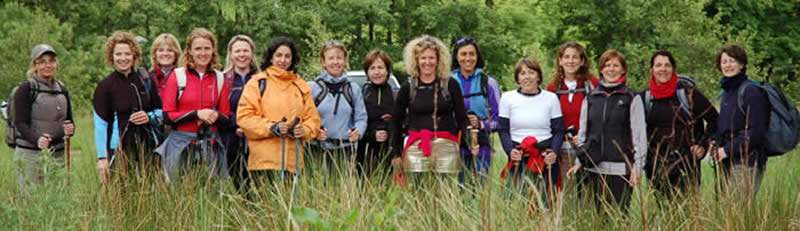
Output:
[323, 40, 344, 48]
[455, 37, 476, 45]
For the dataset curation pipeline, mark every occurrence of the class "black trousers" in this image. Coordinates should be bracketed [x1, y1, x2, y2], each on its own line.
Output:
[222, 133, 251, 195]
[584, 171, 632, 215]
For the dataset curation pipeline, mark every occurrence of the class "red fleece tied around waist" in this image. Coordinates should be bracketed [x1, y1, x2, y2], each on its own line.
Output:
[501, 136, 546, 180]
[404, 129, 459, 157]
[649, 73, 678, 99]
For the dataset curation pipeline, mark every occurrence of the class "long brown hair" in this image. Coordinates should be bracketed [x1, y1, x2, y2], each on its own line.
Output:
[549, 41, 592, 87]
[179, 28, 222, 71]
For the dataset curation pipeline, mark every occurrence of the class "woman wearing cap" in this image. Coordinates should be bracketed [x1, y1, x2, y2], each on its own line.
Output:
[566, 49, 646, 215]
[450, 37, 501, 186]
[237, 36, 321, 186]
[93, 31, 163, 184]
[155, 28, 232, 182]
[308, 40, 367, 177]
[390, 35, 468, 183]
[13, 44, 74, 192]
[356, 49, 396, 176]
[498, 58, 563, 208]
[221, 35, 259, 193]
[545, 42, 599, 190]
[149, 33, 182, 98]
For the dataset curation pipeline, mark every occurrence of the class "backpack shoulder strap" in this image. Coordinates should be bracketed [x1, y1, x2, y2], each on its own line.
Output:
[480, 72, 489, 98]
[585, 80, 595, 92]
[644, 89, 653, 113]
[175, 67, 188, 100]
[313, 79, 328, 106]
[736, 80, 758, 114]
[215, 70, 225, 96]
[259, 78, 268, 96]
[440, 78, 451, 103]
[676, 88, 693, 119]
[343, 81, 354, 108]
[408, 78, 417, 103]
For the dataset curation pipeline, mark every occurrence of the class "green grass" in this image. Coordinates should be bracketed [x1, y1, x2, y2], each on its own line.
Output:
[1, 114, 799, 230]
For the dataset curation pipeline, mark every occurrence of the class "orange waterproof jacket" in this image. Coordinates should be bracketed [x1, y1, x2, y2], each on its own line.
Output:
[237, 66, 321, 172]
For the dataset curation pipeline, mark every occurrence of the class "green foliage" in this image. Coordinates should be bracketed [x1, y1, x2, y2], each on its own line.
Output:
[0, 0, 797, 107]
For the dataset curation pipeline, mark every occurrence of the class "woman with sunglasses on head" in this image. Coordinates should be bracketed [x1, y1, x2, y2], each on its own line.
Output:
[450, 37, 501, 186]
[308, 40, 368, 177]
[13, 44, 74, 193]
[390, 35, 468, 184]
[93, 31, 163, 184]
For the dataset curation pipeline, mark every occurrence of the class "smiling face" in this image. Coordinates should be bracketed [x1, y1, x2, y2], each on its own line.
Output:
[190, 37, 213, 70]
[719, 52, 743, 78]
[322, 47, 346, 77]
[651, 55, 674, 84]
[517, 64, 539, 92]
[34, 54, 57, 78]
[417, 48, 438, 78]
[113, 43, 133, 72]
[271, 45, 293, 71]
[456, 44, 477, 74]
[559, 47, 584, 78]
[601, 57, 625, 83]
[367, 59, 388, 85]
[231, 40, 253, 71]
[155, 45, 177, 67]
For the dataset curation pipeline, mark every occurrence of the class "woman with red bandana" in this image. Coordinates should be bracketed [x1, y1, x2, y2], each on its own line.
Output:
[641, 51, 717, 200]
[498, 58, 563, 208]
[567, 49, 646, 215]
[545, 42, 598, 189]
[390, 35, 468, 184]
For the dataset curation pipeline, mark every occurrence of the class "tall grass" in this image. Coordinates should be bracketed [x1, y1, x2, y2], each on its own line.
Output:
[1, 115, 798, 230]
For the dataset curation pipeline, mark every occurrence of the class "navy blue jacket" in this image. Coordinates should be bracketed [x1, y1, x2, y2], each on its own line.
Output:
[716, 72, 769, 168]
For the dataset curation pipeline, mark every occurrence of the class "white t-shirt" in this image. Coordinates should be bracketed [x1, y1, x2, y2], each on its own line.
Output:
[499, 89, 563, 143]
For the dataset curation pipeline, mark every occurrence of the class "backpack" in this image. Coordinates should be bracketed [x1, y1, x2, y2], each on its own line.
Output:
[174, 67, 225, 104]
[134, 67, 166, 143]
[5, 79, 70, 148]
[644, 74, 696, 120]
[735, 80, 800, 156]
[555, 79, 595, 96]
[454, 72, 493, 120]
[313, 79, 356, 122]
[362, 82, 398, 101]
[408, 77, 451, 104]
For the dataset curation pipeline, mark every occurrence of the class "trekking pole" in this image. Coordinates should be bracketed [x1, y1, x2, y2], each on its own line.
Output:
[349, 127, 358, 174]
[64, 120, 72, 186]
[469, 126, 480, 181]
[279, 117, 288, 181]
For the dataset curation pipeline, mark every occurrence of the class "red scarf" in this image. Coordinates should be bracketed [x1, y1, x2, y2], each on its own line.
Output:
[649, 73, 678, 99]
[612, 75, 627, 84]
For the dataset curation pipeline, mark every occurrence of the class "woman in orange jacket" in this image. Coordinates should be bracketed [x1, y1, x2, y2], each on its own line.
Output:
[236, 36, 321, 186]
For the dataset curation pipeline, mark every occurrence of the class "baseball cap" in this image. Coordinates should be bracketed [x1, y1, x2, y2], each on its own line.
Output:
[31, 44, 57, 60]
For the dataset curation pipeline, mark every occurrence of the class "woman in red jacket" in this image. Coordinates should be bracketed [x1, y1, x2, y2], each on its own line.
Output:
[155, 28, 232, 183]
[545, 42, 598, 190]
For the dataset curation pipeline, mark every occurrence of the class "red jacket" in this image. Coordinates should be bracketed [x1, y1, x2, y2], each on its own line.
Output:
[545, 76, 598, 132]
[162, 67, 232, 133]
[150, 65, 174, 98]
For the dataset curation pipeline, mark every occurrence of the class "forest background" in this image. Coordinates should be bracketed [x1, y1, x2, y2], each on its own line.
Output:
[0, 0, 798, 108]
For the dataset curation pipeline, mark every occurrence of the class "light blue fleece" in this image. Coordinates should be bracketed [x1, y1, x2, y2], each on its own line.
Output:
[309, 70, 368, 149]
[93, 110, 119, 159]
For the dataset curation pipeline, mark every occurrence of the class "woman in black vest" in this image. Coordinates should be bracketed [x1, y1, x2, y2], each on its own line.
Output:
[13, 44, 74, 193]
[566, 49, 647, 215]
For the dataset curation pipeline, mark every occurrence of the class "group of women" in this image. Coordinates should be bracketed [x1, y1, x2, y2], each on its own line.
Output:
[13, 29, 772, 217]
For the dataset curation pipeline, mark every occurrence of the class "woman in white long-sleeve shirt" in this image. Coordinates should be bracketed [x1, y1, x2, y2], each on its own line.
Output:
[566, 49, 647, 215]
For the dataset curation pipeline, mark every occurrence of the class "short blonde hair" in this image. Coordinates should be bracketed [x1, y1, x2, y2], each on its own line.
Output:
[403, 35, 451, 84]
[149, 33, 182, 69]
[224, 35, 259, 73]
[319, 40, 349, 70]
[104, 31, 143, 67]
[179, 28, 222, 71]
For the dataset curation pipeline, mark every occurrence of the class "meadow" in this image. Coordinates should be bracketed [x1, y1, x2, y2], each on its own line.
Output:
[1, 113, 798, 230]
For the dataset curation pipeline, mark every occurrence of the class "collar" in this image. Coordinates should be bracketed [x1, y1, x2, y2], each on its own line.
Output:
[317, 70, 349, 84]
